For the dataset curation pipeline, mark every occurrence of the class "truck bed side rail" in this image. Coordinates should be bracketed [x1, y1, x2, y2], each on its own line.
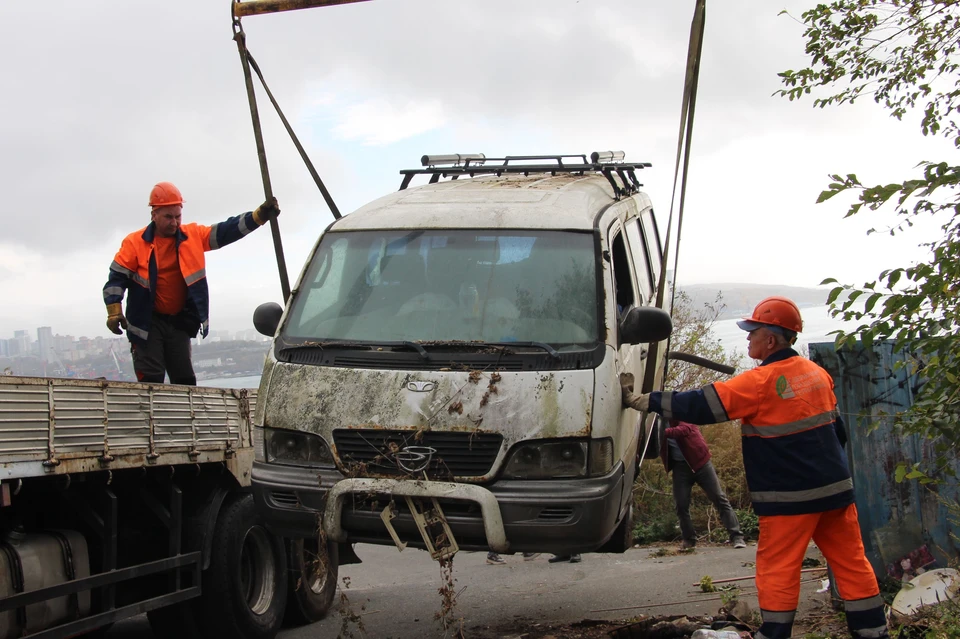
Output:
[0, 376, 258, 479]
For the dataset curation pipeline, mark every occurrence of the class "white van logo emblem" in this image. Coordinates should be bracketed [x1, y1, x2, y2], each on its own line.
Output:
[406, 381, 436, 392]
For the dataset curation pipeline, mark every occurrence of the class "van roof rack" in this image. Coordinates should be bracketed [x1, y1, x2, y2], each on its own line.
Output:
[398, 151, 652, 199]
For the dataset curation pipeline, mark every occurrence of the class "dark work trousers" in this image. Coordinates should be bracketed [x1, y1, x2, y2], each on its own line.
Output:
[130, 313, 197, 385]
[672, 459, 742, 543]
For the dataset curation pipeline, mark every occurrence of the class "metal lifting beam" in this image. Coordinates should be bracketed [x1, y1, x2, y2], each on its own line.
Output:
[232, 0, 372, 18]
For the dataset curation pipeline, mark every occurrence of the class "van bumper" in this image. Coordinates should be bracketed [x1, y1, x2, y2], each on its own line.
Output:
[252, 461, 627, 554]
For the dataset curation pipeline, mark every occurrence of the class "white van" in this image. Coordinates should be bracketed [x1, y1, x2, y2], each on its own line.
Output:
[250, 152, 673, 579]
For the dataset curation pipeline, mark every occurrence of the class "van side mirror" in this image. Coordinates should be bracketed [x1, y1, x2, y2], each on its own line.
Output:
[253, 302, 284, 337]
[620, 306, 672, 345]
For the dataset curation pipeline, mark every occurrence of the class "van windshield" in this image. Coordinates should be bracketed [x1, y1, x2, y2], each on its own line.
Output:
[283, 229, 599, 346]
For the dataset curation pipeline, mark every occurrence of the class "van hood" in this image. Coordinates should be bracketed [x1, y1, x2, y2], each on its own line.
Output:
[260, 361, 594, 478]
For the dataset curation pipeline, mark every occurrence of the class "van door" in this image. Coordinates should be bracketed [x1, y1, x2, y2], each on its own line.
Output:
[608, 221, 645, 471]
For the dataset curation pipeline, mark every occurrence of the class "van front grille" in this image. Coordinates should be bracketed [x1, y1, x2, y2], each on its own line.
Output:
[333, 429, 503, 478]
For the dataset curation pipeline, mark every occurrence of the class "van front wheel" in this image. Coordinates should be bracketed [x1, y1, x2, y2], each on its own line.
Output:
[599, 503, 634, 554]
[283, 537, 338, 625]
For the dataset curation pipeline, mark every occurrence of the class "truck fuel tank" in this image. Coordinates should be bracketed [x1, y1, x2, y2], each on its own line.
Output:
[0, 528, 92, 638]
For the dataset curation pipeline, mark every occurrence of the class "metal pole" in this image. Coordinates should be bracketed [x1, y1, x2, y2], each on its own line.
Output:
[233, 0, 372, 18]
[232, 24, 291, 301]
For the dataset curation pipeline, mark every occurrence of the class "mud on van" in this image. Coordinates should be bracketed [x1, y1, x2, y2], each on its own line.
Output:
[250, 152, 674, 575]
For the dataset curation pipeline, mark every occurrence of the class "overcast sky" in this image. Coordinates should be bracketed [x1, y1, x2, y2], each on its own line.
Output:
[0, 0, 949, 340]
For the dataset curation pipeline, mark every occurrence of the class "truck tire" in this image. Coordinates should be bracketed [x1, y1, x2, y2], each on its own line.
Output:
[283, 537, 338, 626]
[198, 493, 287, 639]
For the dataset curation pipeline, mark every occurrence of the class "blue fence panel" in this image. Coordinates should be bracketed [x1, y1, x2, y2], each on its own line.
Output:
[809, 340, 959, 579]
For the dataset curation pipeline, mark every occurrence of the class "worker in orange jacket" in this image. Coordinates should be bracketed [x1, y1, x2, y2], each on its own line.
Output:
[102, 181, 279, 385]
[621, 297, 887, 639]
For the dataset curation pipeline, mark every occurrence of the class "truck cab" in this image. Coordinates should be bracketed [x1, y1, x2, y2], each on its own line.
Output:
[250, 152, 673, 564]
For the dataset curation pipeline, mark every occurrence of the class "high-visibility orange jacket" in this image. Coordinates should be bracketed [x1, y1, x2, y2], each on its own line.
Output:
[102, 210, 265, 345]
[649, 348, 854, 516]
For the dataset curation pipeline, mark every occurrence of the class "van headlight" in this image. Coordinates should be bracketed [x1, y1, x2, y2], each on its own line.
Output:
[263, 427, 334, 468]
[502, 438, 614, 479]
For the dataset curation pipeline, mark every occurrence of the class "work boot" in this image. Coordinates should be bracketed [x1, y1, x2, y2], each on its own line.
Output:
[679, 539, 696, 550]
[486, 552, 505, 565]
[548, 554, 582, 563]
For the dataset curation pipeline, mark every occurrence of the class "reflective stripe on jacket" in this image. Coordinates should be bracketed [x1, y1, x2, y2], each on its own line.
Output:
[102, 211, 263, 344]
[649, 348, 854, 516]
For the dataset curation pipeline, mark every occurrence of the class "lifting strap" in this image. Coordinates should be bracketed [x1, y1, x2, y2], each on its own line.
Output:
[642, 0, 706, 394]
[231, 14, 346, 301]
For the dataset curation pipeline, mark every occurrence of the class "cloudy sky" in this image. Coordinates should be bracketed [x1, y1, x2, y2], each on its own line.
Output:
[0, 0, 949, 340]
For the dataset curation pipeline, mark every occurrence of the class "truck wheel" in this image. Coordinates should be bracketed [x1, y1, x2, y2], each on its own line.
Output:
[198, 494, 287, 639]
[283, 537, 338, 626]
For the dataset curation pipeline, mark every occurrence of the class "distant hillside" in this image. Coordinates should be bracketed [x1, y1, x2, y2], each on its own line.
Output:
[678, 283, 829, 320]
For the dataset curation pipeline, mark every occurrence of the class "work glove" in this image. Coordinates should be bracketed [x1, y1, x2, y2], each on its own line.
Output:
[625, 392, 651, 413]
[106, 303, 128, 335]
[619, 372, 651, 411]
[252, 197, 280, 225]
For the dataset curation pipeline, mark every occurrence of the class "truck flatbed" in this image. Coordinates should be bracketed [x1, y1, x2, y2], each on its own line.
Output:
[0, 375, 257, 483]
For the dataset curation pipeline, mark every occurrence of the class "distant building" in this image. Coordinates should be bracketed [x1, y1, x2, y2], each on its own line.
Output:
[12, 331, 30, 359]
[38, 327, 54, 363]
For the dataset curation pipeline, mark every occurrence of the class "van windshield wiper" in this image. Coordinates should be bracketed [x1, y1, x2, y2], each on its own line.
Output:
[280, 340, 373, 351]
[399, 341, 430, 360]
[283, 340, 431, 359]
[493, 341, 561, 360]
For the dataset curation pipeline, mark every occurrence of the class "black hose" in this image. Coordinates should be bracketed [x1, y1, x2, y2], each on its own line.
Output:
[667, 351, 736, 375]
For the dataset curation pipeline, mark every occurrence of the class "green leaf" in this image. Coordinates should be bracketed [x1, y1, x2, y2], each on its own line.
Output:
[895, 464, 907, 483]
[827, 286, 844, 305]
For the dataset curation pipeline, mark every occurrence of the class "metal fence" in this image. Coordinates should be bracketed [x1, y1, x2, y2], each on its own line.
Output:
[809, 340, 959, 579]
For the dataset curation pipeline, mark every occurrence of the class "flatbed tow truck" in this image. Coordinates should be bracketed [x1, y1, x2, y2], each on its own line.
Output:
[0, 374, 329, 639]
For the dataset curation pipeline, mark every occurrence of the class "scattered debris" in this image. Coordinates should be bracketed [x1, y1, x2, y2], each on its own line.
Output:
[698, 576, 717, 593]
[723, 599, 753, 626]
[891, 568, 959, 617]
[651, 546, 696, 558]
[609, 615, 708, 639]
[436, 557, 466, 638]
[690, 567, 827, 588]
[337, 575, 367, 638]
[888, 544, 936, 582]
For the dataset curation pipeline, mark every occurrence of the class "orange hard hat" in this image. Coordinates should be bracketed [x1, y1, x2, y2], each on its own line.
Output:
[149, 182, 184, 208]
[736, 296, 803, 334]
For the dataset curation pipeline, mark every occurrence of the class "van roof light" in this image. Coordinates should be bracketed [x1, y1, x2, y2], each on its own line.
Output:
[590, 151, 625, 164]
[421, 154, 486, 167]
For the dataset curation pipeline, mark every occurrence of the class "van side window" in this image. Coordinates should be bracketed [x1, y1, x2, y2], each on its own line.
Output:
[640, 210, 663, 284]
[611, 231, 635, 315]
[624, 220, 654, 303]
